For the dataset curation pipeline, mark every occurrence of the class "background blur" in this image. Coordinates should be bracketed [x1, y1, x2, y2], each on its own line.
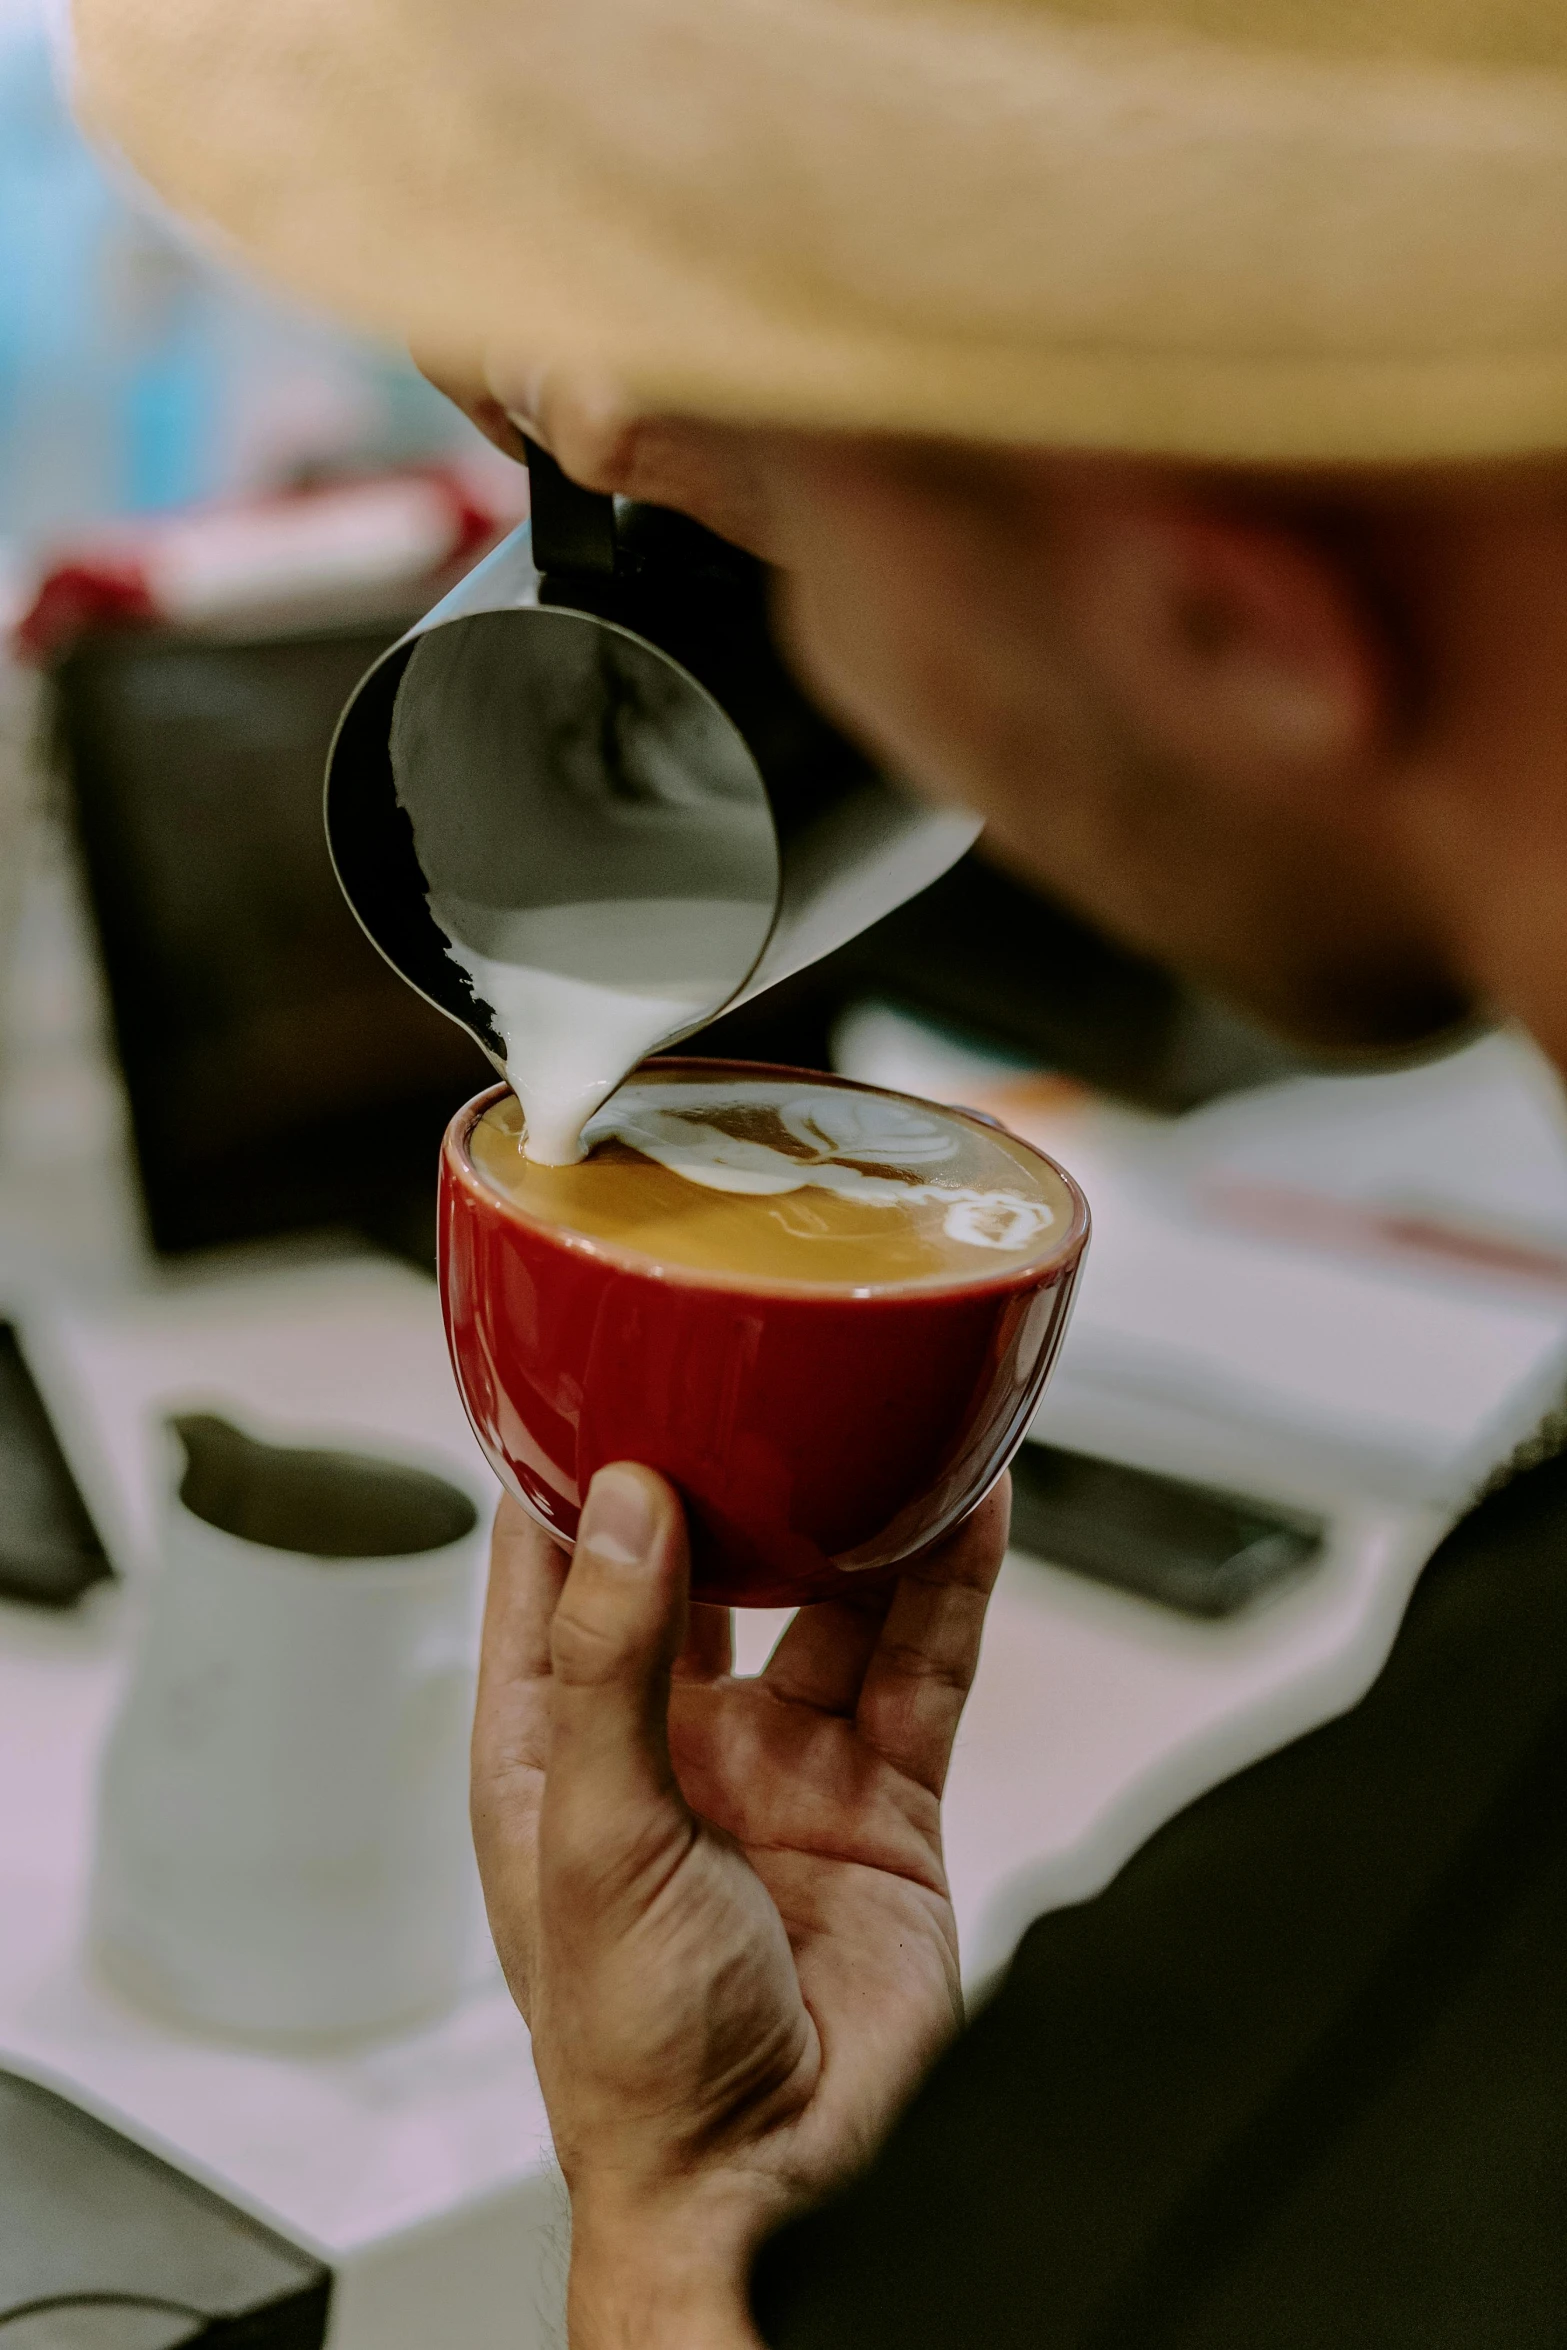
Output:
[0, 0, 483, 545]
[0, 0, 526, 1285]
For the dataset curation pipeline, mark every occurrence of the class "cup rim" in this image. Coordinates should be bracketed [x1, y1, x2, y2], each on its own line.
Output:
[442, 1058, 1091, 1303]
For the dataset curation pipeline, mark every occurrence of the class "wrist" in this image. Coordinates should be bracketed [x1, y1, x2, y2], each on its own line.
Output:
[567, 2188, 771, 2350]
[568, 2269, 760, 2350]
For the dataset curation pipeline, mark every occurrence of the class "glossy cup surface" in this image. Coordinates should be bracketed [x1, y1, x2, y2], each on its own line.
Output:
[439, 1062, 1089, 1605]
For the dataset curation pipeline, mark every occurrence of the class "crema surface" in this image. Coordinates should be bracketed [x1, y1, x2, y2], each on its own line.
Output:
[467, 1073, 1075, 1289]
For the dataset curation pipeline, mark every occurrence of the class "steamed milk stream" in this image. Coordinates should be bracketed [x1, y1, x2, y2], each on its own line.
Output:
[468, 1072, 1070, 1287]
[438, 897, 771, 1164]
[436, 893, 1067, 1270]
[388, 603, 782, 1165]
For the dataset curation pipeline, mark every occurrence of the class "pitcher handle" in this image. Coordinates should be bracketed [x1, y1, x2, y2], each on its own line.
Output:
[523, 436, 618, 578]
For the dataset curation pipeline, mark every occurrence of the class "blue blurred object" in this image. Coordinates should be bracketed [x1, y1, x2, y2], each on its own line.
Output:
[0, 0, 476, 548]
[0, 15, 140, 532]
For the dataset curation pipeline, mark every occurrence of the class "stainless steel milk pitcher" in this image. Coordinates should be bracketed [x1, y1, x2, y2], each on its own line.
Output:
[325, 441, 979, 1076]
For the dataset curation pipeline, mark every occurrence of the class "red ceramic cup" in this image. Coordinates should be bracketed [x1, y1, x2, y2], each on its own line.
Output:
[439, 1062, 1090, 1606]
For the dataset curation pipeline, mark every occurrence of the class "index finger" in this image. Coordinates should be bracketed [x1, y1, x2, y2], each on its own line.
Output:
[410, 345, 531, 466]
[855, 1477, 1011, 1799]
[759, 1578, 896, 1717]
[478, 362, 778, 558]
[470, 1495, 573, 2008]
[472, 1493, 570, 1822]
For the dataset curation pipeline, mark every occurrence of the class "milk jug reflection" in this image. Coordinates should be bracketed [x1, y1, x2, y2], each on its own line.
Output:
[90, 1412, 487, 2044]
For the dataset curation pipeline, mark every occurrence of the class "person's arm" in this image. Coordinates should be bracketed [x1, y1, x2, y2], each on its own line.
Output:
[470, 1463, 1008, 2348]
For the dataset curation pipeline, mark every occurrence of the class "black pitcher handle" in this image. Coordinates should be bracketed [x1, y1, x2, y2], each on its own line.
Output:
[523, 437, 618, 578]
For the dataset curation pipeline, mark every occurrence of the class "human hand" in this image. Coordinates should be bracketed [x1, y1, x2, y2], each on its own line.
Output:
[414, 347, 775, 557]
[471, 1465, 1009, 2349]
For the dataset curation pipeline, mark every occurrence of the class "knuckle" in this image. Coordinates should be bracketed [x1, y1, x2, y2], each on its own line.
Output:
[549, 1596, 635, 1688]
[912, 1533, 1003, 1595]
[469, 1760, 541, 1872]
[492, 1490, 537, 1545]
[877, 1630, 971, 1701]
[551, 404, 641, 496]
[545, 1804, 692, 1917]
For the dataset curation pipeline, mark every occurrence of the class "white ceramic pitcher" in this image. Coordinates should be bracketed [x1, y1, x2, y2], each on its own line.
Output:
[90, 1410, 489, 2044]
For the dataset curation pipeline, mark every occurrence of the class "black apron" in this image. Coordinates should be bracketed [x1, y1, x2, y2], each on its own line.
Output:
[753, 1452, 1567, 2348]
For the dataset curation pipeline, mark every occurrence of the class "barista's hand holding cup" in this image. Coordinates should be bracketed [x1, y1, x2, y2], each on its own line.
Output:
[441, 1060, 1088, 1605]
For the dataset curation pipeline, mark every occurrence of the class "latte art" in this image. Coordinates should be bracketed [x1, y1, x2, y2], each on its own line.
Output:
[468, 1072, 1073, 1289]
[589, 1085, 1055, 1254]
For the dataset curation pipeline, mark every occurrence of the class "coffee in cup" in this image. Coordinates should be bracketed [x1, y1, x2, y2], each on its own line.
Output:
[466, 1068, 1076, 1290]
[441, 1061, 1089, 1606]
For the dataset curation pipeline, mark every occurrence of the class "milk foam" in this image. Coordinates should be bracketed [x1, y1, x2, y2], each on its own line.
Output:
[437, 898, 772, 1164]
[586, 1080, 1056, 1253]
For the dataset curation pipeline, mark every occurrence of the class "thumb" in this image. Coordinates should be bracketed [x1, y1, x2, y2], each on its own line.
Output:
[543, 1464, 694, 1918]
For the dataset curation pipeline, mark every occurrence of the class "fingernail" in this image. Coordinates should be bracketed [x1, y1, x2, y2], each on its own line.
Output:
[577, 1466, 656, 1571]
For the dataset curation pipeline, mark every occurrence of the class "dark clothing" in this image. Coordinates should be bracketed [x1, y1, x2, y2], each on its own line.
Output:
[752, 1454, 1567, 2349]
